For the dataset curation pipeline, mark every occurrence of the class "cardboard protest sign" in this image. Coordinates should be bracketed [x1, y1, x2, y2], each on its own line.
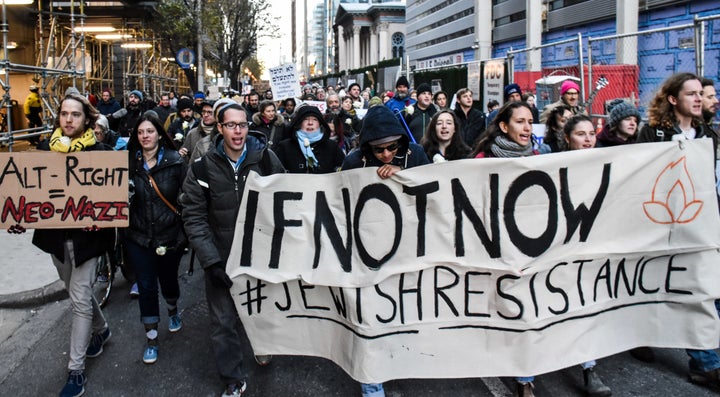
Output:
[268, 63, 301, 100]
[226, 139, 720, 382]
[1, 151, 129, 228]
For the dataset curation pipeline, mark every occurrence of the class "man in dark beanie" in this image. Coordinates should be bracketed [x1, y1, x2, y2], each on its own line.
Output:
[486, 83, 523, 127]
[167, 97, 199, 146]
[341, 104, 428, 397]
[405, 82, 439, 142]
[385, 75, 416, 114]
[115, 89, 144, 137]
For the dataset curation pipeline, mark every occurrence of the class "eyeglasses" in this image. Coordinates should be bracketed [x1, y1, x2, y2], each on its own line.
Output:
[201, 110, 213, 115]
[371, 142, 400, 154]
[220, 121, 249, 130]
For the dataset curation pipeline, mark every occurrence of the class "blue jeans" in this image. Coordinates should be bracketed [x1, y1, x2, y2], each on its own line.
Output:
[686, 299, 720, 372]
[125, 240, 182, 324]
[361, 383, 385, 397]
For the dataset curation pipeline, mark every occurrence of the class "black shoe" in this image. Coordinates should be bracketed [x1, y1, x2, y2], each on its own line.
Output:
[689, 367, 720, 389]
[629, 346, 655, 363]
[583, 367, 612, 397]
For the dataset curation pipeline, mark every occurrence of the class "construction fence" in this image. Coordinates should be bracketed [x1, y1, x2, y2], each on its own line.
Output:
[410, 14, 720, 121]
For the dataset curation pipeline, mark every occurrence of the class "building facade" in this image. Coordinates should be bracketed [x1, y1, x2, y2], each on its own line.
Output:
[333, 1, 407, 71]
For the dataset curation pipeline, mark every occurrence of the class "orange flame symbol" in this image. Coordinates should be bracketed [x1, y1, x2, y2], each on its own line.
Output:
[643, 156, 703, 224]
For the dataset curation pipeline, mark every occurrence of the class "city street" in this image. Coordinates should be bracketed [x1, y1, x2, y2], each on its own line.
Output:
[1, 254, 719, 397]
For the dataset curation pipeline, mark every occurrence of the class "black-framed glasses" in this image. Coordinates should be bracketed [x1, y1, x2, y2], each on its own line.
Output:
[220, 121, 249, 130]
[201, 110, 213, 115]
[371, 142, 400, 154]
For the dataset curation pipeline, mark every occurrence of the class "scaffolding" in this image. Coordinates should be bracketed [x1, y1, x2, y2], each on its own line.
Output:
[0, 0, 185, 151]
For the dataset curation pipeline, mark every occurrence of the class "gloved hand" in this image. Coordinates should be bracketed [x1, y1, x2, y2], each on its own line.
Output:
[206, 263, 233, 289]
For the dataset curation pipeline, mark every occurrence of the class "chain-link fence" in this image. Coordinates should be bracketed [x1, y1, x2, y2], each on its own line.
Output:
[507, 34, 585, 114]
[505, 14, 720, 122]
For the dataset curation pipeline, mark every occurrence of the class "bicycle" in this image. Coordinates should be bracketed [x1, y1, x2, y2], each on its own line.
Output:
[92, 229, 131, 308]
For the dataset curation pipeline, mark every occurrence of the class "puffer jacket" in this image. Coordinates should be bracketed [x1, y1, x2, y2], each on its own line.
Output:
[32, 141, 115, 265]
[180, 130, 285, 269]
[125, 147, 187, 250]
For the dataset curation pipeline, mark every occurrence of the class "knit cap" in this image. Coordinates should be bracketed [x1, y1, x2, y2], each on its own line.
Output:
[503, 83, 522, 101]
[608, 100, 640, 128]
[396, 75, 410, 88]
[560, 80, 580, 96]
[213, 98, 236, 119]
[415, 83, 432, 96]
[129, 90, 143, 101]
[177, 98, 193, 112]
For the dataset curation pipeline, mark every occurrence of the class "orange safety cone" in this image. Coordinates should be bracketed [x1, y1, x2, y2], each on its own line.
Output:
[596, 118, 603, 133]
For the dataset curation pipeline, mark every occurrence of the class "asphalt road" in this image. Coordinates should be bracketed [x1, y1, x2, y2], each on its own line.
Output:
[1, 253, 718, 397]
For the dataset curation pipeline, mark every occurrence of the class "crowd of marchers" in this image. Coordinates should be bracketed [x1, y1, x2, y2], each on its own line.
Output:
[15, 71, 720, 397]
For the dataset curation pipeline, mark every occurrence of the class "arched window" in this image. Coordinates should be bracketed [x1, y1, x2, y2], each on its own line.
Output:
[391, 32, 404, 59]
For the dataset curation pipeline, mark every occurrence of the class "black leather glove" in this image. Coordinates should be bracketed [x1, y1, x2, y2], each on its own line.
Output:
[206, 263, 233, 289]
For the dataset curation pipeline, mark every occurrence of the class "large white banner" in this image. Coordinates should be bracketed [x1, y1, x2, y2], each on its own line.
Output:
[226, 140, 720, 383]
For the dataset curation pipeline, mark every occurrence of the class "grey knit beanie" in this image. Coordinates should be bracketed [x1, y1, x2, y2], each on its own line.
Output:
[608, 100, 640, 128]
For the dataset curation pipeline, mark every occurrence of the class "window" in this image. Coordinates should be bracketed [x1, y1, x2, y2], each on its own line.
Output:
[392, 32, 405, 58]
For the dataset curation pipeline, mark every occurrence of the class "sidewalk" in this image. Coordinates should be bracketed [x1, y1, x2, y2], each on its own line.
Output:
[0, 230, 66, 308]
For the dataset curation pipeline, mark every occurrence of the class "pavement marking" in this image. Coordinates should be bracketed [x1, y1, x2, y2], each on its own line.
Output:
[481, 376, 513, 397]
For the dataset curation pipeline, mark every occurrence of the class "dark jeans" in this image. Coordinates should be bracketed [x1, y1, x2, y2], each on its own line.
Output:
[125, 239, 182, 324]
[205, 272, 246, 385]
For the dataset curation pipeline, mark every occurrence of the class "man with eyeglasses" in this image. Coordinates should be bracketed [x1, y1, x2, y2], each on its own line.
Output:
[340, 104, 429, 397]
[540, 79, 584, 123]
[181, 100, 215, 160]
[181, 103, 284, 397]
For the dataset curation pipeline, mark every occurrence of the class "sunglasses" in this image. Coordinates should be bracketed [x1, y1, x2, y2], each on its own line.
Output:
[372, 142, 400, 154]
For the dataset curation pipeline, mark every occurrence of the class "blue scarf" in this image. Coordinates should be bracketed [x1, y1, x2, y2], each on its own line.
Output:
[296, 130, 323, 169]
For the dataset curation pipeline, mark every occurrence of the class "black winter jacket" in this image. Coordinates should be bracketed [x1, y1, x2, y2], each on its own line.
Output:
[274, 131, 345, 174]
[454, 106, 487, 148]
[126, 147, 187, 250]
[406, 104, 438, 143]
[31, 141, 115, 265]
[180, 131, 285, 269]
[637, 121, 719, 160]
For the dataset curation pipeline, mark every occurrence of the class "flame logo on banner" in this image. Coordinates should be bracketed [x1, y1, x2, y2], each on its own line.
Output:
[643, 156, 703, 224]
